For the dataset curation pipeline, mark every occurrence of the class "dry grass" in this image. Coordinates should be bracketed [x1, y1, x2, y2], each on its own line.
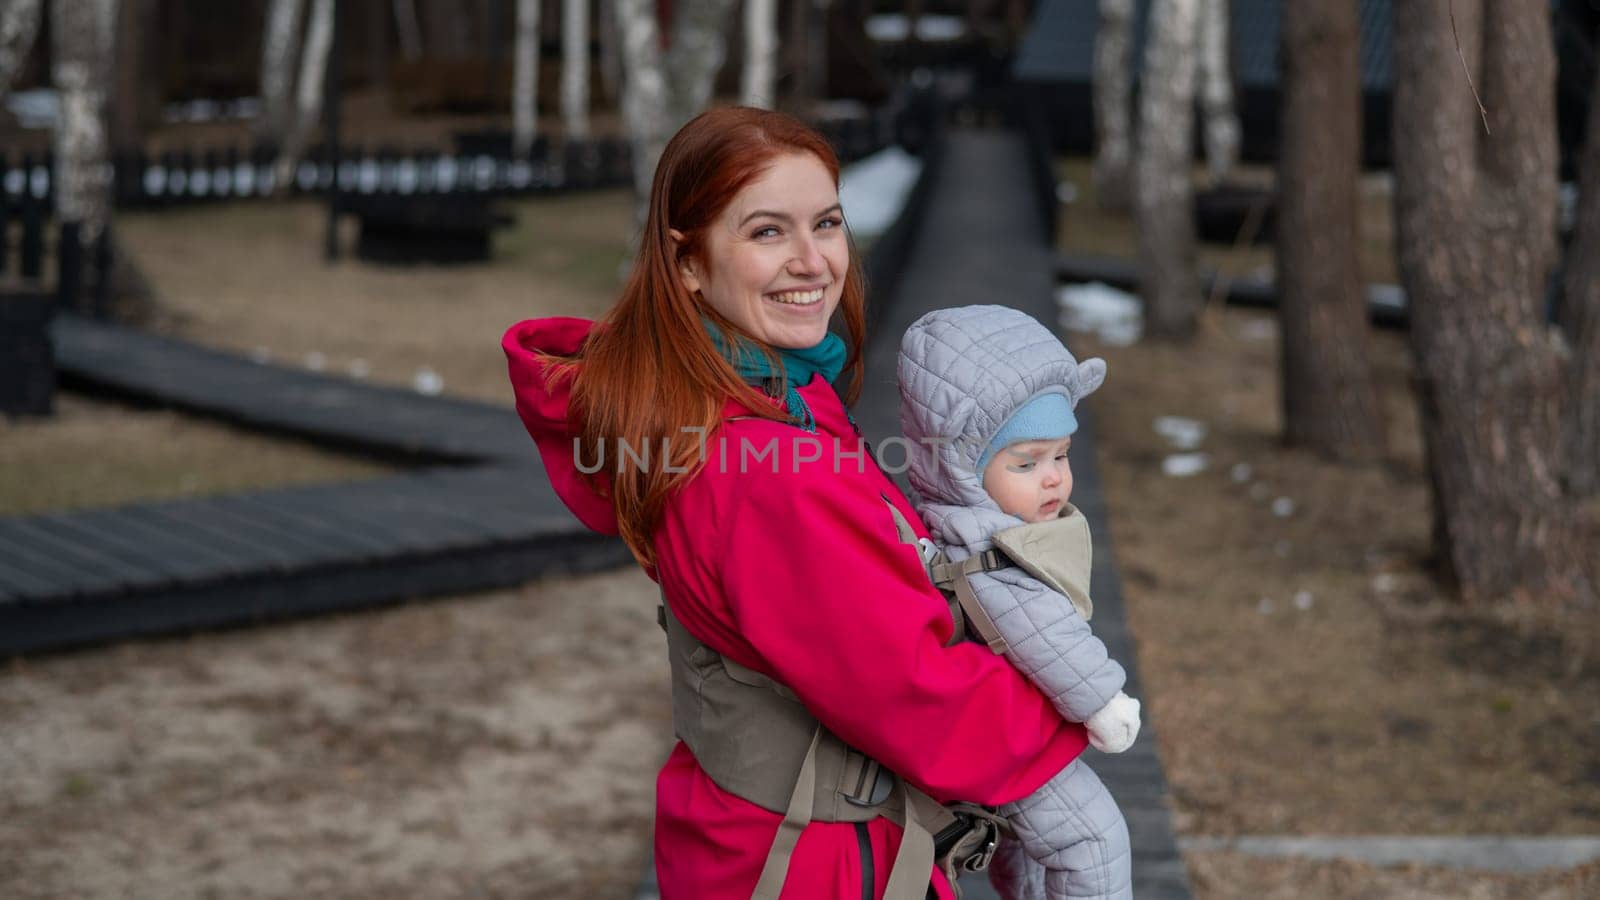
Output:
[0, 393, 396, 516]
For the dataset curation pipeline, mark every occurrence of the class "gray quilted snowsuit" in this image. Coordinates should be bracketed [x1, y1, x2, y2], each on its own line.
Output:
[898, 305, 1133, 900]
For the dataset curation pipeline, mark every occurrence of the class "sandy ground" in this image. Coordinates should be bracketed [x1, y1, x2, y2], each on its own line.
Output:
[0, 570, 671, 900]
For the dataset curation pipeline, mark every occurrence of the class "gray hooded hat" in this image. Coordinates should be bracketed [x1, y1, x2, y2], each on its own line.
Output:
[898, 305, 1106, 517]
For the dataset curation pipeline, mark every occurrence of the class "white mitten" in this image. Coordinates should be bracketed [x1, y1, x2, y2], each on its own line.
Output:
[1085, 691, 1141, 754]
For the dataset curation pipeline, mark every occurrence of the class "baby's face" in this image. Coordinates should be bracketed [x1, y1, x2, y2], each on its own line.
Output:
[982, 437, 1074, 523]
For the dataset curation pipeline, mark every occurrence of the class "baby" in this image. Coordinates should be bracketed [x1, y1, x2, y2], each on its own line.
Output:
[898, 305, 1140, 900]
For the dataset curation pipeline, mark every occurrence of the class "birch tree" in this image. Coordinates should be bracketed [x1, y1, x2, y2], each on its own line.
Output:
[1091, 0, 1134, 210]
[1276, 0, 1385, 459]
[561, 0, 589, 138]
[52, 0, 117, 243]
[741, 0, 777, 109]
[512, 0, 540, 157]
[275, 0, 334, 188]
[1135, 0, 1202, 337]
[393, 0, 422, 61]
[1197, 0, 1239, 181]
[1392, 0, 1595, 609]
[0, 0, 40, 98]
[615, 0, 738, 221]
[259, 0, 305, 143]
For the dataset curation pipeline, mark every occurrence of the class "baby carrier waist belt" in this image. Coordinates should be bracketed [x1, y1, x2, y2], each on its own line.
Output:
[658, 598, 1002, 899]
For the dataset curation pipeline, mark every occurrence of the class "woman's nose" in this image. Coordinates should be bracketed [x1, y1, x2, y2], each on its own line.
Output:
[788, 235, 825, 275]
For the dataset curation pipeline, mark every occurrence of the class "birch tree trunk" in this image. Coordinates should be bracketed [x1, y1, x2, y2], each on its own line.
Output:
[0, 0, 41, 98]
[1277, 0, 1385, 460]
[512, 0, 540, 157]
[561, 0, 589, 138]
[52, 0, 117, 242]
[615, 0, 737, 223]
[1197, 0, 1239, 181]
[664, 0, 737, 124]
[741, 0, 777, 108]
[259, 0, 305, 143]
[393, 0, 422, 60]
[276, 0, 335, 189]
[1559, 49, 1600, 500]
[1392, 0, 1594, 609]
[1092, 0, 1134, 210]
[1135, 0, 1202, 338]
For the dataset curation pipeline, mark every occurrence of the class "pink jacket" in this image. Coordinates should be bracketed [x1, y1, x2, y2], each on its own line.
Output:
[504, 317, 1089, 899]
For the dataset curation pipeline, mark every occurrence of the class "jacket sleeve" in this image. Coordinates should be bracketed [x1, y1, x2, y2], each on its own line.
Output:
[972, 567, 1125, 722]
[712, 460, 1088, 807]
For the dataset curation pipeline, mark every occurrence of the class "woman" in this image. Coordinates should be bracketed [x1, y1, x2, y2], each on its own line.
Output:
[503, 107, 1088, 899]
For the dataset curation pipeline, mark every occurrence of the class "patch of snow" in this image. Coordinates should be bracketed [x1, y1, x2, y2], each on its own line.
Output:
[1235, 317, 1277, 342]
[1293, 590, 1315, 611]
[347, 359, 370, 379]
[1154, 416, 1207, 450]
[1271, 496, 1296, 517]
[839, 146, 924, 241]
[304, 351, 326, 372]
[1162, 452, 1210, 478]
[1257, 597, 1275, 615]
[1056, 281, 1143, 346]
[413, 367, 444, 395]
[4, 89, 58, 130]
[1230, 462, 1253, 483]
[865, 14, 967, 42]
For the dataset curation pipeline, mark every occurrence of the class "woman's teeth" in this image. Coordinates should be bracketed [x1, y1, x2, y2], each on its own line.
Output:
[768, 288, 824, 305]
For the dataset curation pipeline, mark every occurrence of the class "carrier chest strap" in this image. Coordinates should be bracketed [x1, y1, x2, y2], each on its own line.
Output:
[928, 551, 1012, 655]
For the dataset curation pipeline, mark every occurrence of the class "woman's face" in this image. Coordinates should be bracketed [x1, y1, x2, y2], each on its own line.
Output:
[678, 152, 848, 350]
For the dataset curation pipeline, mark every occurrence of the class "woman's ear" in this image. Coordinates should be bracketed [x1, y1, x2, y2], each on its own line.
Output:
[668, 228, 702, 294]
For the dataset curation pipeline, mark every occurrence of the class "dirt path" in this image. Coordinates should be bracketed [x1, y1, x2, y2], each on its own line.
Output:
[0, 569, 671, 899]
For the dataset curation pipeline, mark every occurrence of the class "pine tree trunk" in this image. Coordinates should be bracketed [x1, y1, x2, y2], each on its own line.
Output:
[1276, 0, 1386, 460]
[1560, 48, 1600, 500]
[1392, 0, 1595, 608]
[393, 0, 423, 60]
[741, 0, 776, 108]
[1197, 0, 1239, 182]
[52, 0, 118, 242]
[561, 0, 589, 138]
[1092, 0, 1134, 210]
[1135, 0, 1202, 338]
[0, 0, 41, 98]
[259, 0, 305, 143]
[512, 0, 540, 157]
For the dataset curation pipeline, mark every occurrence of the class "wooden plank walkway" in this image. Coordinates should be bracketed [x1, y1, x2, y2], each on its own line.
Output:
[1, 312, 619, 655]
[851, 129, 1192, 899]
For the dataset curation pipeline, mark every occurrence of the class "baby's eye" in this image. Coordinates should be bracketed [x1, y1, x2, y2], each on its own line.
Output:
[1008, 462, 1036, 473]
[1055, 453, 1070, 461]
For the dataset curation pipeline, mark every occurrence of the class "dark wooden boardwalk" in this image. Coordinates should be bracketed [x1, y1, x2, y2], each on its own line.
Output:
[1, 315, 630, 656]
[851, 129, 1193, 900]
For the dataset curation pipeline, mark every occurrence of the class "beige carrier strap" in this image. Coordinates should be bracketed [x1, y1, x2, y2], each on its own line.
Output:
[657, 597, 965, 899]
[990, 505, 1095, 621]
[928, 552, 1012, 655]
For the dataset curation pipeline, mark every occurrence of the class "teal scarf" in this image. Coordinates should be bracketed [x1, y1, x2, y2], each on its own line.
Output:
[704, 321, 847, 433]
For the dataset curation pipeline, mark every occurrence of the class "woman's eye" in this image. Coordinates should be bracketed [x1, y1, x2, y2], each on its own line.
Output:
[816, 216, 842, 230]
[752, 225, 780, 239]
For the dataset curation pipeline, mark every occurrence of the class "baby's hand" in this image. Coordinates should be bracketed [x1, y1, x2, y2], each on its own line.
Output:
[1085, 691, 1141, 754]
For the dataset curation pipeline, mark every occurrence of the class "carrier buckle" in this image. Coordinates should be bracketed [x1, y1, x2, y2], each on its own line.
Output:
[842, 757, 896, 807]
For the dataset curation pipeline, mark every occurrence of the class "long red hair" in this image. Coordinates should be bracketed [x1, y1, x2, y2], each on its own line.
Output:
[548, 106, 867, 567]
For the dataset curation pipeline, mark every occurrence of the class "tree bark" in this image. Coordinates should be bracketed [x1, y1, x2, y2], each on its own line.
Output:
[423, 0, 471, 58]
[1197, 0, 1240, 182]
[512, 0, 540, 157]
[561, 0, 589, 137]
[276, 0, 335, 188]
[259, 0, 305, 143]
[1135, 0, 1202, 338]
[0, 0, 41, 98]
[741, 0, 776, 108]
[1276, 0, 1386, 460]
[615, 0, 737, 224]
[52, 0, 117, 242]
[1560, 43, 1600, 500]
[393, 0, 423, 60]
[1092, 0, 1134, 210]
[1392, 0, 1594, 608]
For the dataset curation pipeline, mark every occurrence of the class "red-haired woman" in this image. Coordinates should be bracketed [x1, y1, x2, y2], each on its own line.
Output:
[504, 107, 1088, 899]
